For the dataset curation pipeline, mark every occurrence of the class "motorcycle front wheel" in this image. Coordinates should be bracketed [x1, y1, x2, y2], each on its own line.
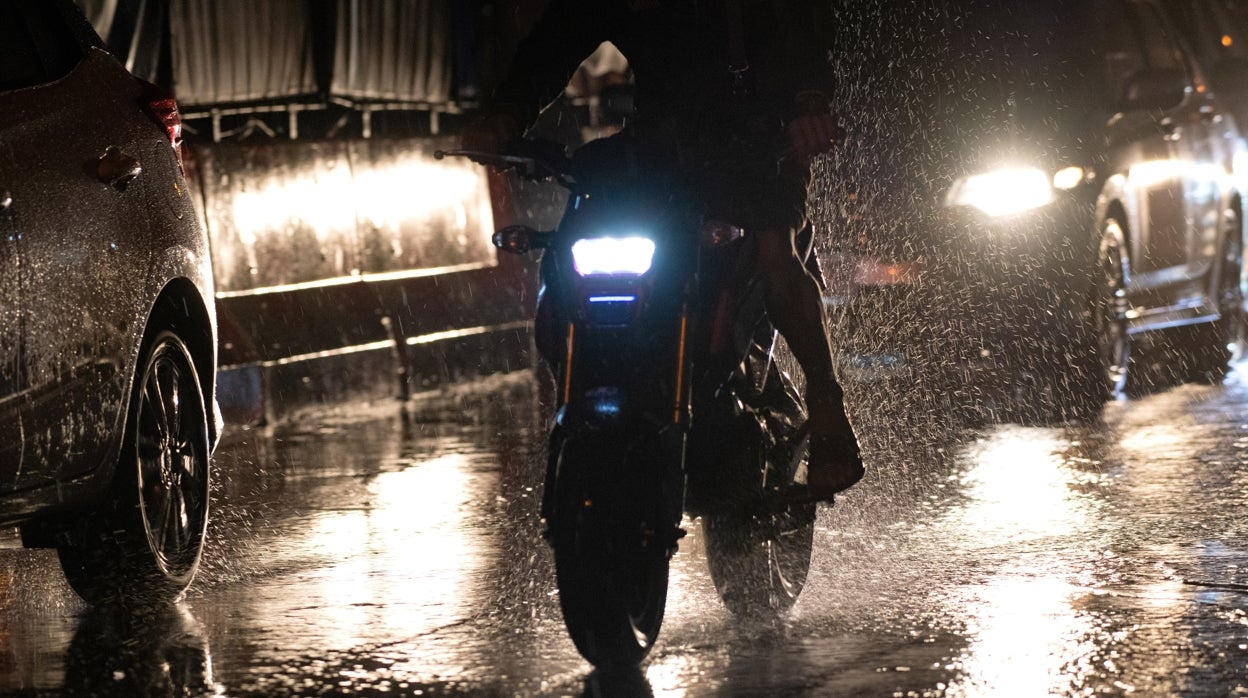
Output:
[549, 435, 677, 668]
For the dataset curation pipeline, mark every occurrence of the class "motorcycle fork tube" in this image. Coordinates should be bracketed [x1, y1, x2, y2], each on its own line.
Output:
[672, 304, 692, 425]
[560, 322, 575, 406]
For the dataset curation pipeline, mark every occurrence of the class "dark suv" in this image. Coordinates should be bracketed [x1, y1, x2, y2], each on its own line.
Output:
[826, 0, 1248, 417]
[0, 0, 219, 603]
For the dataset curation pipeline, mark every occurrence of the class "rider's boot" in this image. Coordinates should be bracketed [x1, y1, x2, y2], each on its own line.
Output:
[804, 384, 864, 500]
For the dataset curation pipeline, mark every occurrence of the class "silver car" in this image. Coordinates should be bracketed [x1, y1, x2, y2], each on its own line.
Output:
[829, 0, 1248, 420]
[0, 0, 218, 604]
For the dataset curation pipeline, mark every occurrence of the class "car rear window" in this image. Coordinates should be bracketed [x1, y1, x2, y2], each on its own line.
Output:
[0, 2, 84, 92]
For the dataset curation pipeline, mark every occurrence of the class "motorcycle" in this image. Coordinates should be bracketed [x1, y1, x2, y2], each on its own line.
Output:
[438, 135, 819, 668]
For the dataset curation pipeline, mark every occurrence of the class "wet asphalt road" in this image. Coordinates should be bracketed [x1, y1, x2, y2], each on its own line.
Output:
[6, 364, 1248, 697]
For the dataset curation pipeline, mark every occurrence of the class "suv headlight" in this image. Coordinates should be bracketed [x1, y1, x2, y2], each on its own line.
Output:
[946, 166, 1053, 217]
[571, 236, 656, 276]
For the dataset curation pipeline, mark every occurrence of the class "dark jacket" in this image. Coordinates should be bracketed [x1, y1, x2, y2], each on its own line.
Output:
[489, 0, 836, 144]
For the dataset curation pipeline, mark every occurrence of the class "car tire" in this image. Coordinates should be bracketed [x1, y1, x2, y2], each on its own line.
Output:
[57, 330, 211, 606]
[1094, 217, 1136, 397]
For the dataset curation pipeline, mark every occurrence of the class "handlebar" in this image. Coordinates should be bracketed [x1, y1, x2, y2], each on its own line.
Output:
[434, 139, 575, 188]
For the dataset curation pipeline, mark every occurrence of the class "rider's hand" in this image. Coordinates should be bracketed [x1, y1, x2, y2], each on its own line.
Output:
[786, 111, 844, 166]
[461, 112, 522, 157]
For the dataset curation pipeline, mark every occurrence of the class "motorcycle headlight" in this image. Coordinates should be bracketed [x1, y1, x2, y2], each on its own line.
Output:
[945, 166, 1053, 217]
[571, 236, 656, 276]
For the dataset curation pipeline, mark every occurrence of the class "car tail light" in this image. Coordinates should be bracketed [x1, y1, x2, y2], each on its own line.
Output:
[138, 80, 184, 170]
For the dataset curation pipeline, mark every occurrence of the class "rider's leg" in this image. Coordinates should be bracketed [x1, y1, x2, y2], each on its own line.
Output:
[755, 227, 863, 496]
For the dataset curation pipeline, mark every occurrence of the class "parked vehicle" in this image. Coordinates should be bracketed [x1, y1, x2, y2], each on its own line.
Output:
[827, 0, 1248, 417]
[440, 137, 818, 667]
[0, 0, 219, 604]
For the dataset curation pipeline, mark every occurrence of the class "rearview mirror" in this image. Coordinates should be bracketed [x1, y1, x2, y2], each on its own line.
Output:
[1119, 67, 1189, 112]
[493, 225, 549, 254]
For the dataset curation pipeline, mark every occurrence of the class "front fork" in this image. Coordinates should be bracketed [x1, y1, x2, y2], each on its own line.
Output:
[538, 301, 694, 545]
[540, 298, 695, 425]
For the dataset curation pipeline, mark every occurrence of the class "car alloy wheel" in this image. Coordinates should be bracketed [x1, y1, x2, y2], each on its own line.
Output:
[1097, 219, 1131, 396]
[135, 332, 211, 581]
[57, 330, 210, 605]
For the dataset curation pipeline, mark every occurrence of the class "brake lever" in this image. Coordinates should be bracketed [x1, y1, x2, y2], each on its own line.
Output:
[433, 149, 533, 167]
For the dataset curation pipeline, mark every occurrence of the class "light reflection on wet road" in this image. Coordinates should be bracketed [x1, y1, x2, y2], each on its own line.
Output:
[5, 369, 1248, 696]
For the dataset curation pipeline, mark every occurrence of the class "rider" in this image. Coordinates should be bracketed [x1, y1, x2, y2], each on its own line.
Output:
[463, 0, 863, 500]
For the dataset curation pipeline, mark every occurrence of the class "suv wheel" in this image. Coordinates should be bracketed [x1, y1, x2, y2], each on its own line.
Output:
[1096, 218, 1133, 396]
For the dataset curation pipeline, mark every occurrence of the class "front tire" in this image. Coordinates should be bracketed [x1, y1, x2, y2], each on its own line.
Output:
[57, 331, 211, 606]
[549, 434, 679, 668]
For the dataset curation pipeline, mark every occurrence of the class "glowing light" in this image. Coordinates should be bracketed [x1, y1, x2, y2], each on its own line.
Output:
[587, 295, 637, 303]
[355, 160, 482, 230]
[1128, 159, 1184, 188]
[1234, 149, 1248, 182]
[646, 654, 694, 697]
[1051, 166, 1085, 190]
[946, 166, 1053, 217]
[935, 427, 1111, 696]
[229, 154, 487, 249]
[944, 576, 1106, 697]
[950, 427, 1093, 543]
[231, 160, 355, 244]
[572, 236, 656, 276]
[255, 453, 484, 661]
[1224, 34, 1234, 47]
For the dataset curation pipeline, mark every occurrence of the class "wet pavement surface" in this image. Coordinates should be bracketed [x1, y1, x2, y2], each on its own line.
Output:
[6, 364, 1248, 696]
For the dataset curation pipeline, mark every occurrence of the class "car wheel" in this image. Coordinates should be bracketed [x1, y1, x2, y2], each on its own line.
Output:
[57, 330, 211, 605]
[1096, 218, 1133, 396]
